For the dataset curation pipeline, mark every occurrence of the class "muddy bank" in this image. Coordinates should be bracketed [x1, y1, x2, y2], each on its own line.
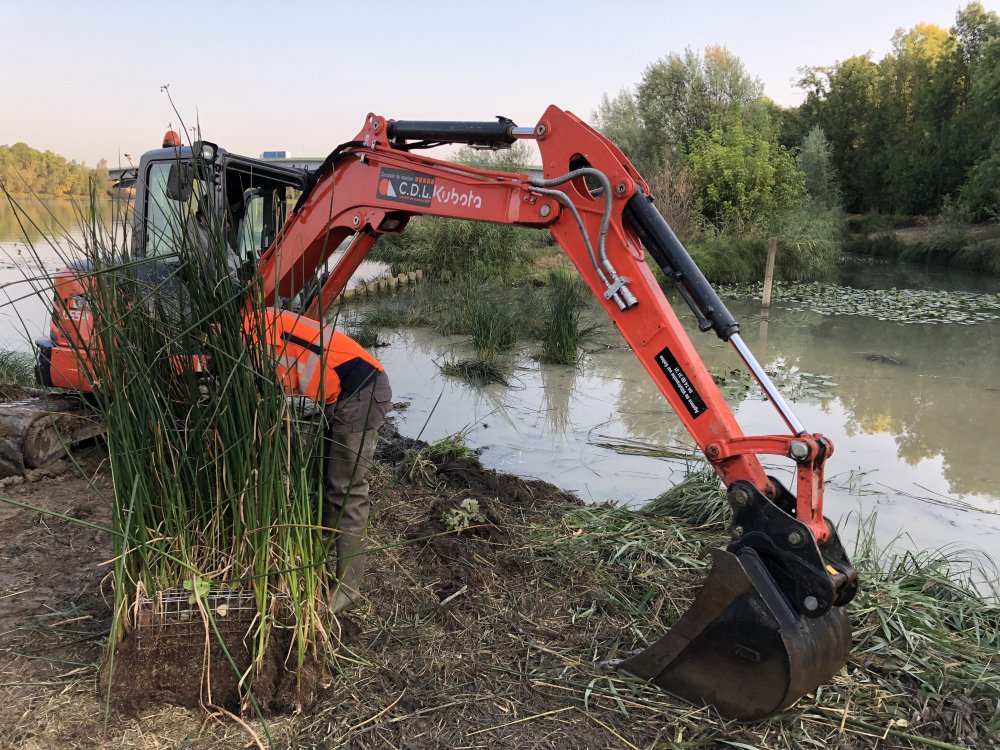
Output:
[0, 422, 997, 749]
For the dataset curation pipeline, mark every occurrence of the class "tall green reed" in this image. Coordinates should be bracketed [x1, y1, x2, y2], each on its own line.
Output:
[21, 172, 336, 686]
[539, 270, 596, 365]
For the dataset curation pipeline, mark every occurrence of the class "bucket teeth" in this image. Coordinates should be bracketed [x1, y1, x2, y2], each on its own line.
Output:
[619, 547, 851, 722]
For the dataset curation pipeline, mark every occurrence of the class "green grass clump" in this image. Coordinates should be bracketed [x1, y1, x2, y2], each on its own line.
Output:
[539, 271, 597, 365]
[440, 358, 510, 387]
[424, 433, 475, 463]
[425, 280, 529, 387]
[0, 350, 36, 385]
[466, 292, 520, 360]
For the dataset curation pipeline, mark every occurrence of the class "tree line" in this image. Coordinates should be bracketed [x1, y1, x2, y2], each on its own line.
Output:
[793, 3, 1000, 218]
[0, 142, 110, 197]
[594, 2, 1000, 226]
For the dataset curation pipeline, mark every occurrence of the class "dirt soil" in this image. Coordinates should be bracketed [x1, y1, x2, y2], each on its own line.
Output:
[0, 421, 995, 749]
[0, 428, 636, 749]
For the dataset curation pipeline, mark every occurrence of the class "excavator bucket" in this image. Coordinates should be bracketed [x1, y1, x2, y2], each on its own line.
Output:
[619, 546, 851, 721]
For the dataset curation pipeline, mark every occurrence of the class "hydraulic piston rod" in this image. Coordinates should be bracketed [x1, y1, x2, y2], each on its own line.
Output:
[624, 191, 806, 436]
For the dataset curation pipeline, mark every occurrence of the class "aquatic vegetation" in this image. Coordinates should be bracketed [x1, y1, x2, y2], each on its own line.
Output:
[539, 270, 598, 365]
[439, 358, 510, 386]
[723, 281, 1000, 324]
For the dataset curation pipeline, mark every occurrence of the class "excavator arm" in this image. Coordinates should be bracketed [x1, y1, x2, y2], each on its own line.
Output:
[255, 106, 857, 720]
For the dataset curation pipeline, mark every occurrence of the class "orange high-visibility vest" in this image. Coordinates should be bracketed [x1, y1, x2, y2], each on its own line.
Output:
[250, 308, 384, 404]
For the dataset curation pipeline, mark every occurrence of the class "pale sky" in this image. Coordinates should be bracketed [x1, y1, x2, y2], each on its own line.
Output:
[2, 0, 995, 167]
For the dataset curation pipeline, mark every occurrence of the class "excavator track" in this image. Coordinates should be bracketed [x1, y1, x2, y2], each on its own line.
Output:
[0, 387, 104, 478]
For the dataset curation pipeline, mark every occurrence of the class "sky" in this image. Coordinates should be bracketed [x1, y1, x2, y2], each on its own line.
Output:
[2, 0, 997, 167]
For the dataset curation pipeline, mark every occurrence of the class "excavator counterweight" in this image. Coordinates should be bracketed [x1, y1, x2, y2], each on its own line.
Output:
[13, 104, 857, 720]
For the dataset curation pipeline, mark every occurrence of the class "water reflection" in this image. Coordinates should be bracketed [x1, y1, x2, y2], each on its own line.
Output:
[538, 362, 575, 439]
[379, 294, 1000, 558]
[729, 302, 1000, 499]
[0, 197, 117, 254]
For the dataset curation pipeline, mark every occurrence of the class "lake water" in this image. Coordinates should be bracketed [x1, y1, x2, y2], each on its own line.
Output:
[377, 263, 1000, 562]
[3, 198, 999, 561]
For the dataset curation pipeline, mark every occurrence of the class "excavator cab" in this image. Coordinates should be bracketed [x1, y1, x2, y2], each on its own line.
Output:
[134, 143, 307, 271]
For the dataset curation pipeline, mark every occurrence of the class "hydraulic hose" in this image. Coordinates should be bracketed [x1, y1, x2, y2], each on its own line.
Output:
[529, 170, 637, 309]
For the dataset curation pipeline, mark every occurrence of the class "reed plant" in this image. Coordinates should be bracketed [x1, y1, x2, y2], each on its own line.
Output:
[539, 270, 597, 365]
[0, 350, 35, 385]
[466, 290, 520, 360]
[25, 176, 336, 704]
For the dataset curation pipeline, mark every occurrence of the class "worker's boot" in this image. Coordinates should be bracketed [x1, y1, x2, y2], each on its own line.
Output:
[323, 429, 378, 614]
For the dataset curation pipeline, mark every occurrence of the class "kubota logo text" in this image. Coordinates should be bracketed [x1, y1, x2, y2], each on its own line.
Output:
[434, 186, 483, 209]
[377, 167, 483, 210]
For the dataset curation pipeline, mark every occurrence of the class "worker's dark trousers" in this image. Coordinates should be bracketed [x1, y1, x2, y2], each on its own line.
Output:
[322, 372, 392, 612]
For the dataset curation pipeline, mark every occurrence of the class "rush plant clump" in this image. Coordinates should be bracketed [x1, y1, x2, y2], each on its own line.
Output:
[14, 179, 337, 716]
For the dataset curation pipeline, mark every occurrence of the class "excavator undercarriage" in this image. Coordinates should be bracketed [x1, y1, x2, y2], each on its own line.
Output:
[0, 387, 103, 478]
[5, 105, 858, 720]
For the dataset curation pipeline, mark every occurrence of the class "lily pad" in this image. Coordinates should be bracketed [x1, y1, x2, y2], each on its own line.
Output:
[722, 282, 1000, 325]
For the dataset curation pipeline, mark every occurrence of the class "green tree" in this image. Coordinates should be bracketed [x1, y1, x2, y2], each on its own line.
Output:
[795, 4, 1000, 217]
[880, 23, 953, 212]
[960, 136, 1000, 220]
[0, 142, 108, 196]
[798, 55, 882, 212]
[955, 1, 1000, 63]
[684, 121, 804, 225]
[636, 45, 764, 157]
[591, 89, 661, 176]
[798, 126, 841, 209]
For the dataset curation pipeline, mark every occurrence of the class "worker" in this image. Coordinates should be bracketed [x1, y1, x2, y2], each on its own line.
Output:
[252, 308, 392, 613]
[184, 182, 241, 289]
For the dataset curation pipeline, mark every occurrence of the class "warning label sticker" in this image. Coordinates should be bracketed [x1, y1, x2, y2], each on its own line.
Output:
[654, 346, 707, 419]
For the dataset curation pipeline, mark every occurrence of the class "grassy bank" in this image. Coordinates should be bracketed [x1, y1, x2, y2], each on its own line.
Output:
[265, 441, 1000, 748]
[846, 214, 1000, 276]
[3, 431, 998, 749]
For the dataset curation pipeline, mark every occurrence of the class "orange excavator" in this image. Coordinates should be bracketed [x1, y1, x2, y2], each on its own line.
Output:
[27, 106, 856, 720]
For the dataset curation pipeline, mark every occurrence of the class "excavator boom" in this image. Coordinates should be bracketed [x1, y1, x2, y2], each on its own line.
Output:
[252, 106, 857, 719]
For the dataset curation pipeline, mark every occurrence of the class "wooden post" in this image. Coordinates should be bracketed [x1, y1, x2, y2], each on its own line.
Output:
[762, 236, 778, 308]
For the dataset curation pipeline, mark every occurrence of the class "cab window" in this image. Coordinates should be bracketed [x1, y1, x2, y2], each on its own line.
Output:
[144, 161, 188, 259]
